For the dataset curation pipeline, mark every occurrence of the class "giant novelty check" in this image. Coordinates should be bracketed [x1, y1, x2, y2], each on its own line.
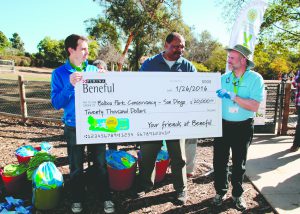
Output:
[75, 72, 222, 144]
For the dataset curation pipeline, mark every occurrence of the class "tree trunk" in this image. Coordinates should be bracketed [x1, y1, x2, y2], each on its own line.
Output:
[117, 32, 134, 71]
[111, 62, 114, 71]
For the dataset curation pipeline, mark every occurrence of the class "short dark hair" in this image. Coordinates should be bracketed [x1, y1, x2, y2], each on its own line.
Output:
[165, 32, 184, 43]
[64, 34, 88, 56]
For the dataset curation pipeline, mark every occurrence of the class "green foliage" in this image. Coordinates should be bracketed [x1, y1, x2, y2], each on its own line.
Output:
[85, 17, 121, 50]
[253, 42, 298, 79]
[192, 61, 209, 72]
[91, 0, 185, 70]
[0, 31, 11, 50]
[37, 37, 65, 67]
[288, 45, 300, 71]
[87, 37, 100, 61]
[9, 33, 25, 53]
[128, 38, 148, 71]
[269, 57, 290, 74]
[261, 0, 300, 46]
[189, 31, 222, 63]
[34, 36, 99, 67]
[0, 47, 24, 56]
[204, 46, 227, 72]
[253, 44, 271, 77]
[0, 55, 31, 66]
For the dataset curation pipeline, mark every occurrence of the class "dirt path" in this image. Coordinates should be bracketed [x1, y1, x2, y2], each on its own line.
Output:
[0, 115, 274, 213]
[15, 66, 52, 78]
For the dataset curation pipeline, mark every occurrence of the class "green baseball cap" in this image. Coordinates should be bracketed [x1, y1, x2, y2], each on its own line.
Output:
[225, 44, 255, 68]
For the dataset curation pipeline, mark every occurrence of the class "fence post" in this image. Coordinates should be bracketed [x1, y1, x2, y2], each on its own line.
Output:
[273, 84, 280, 133]
[277, 81, 285, 135]
[12, 60, 15, 73]
[18, 75, 27, 122]
[281, 83, 291, 135]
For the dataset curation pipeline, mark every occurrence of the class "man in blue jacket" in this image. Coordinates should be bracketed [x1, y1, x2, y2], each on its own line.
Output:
[138, 32, 197, 205]
[51, 34, 115, 214]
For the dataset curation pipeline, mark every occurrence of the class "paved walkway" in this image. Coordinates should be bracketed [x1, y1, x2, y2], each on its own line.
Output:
[247, 134, 300, 214]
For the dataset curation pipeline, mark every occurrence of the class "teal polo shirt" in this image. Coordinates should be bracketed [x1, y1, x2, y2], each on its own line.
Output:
[221, 68, 264, 121]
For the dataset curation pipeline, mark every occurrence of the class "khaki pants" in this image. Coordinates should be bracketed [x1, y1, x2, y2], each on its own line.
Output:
[185, 138, 198, 174]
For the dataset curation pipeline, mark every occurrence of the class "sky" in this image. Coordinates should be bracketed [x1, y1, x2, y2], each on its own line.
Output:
[0, 0, 230, 53]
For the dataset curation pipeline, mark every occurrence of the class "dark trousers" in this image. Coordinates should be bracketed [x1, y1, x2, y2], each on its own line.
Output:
[64, 125, 111, 202]
[293, 107, 300, 146]
[213, 118, 254, 197]
[139, 139, 187, 192]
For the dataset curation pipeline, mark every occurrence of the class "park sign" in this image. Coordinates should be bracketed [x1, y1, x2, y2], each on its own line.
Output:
[75, 72, 222, 144]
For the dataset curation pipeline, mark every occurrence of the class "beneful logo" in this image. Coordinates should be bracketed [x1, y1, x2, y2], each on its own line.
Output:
[82, 79, 115, 94]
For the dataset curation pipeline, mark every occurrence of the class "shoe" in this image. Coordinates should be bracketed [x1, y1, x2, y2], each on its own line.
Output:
[290, 145, 299, 152]
[232, 196, 247, 210]
[71, 203, 83, 213]
[212, 194, 226, 206]
[104, 200, 115, 214]
[176, 190, 187, 205]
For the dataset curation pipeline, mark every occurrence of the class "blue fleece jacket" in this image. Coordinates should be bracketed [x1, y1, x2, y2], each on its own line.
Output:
[51, 60, 98, 127]
[139, 52, 197, 72]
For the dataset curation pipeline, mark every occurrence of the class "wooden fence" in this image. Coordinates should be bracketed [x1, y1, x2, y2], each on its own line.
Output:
[0, 76, 62, 122]
[0, 76, 296, 135]
[278, 82, 296, 135]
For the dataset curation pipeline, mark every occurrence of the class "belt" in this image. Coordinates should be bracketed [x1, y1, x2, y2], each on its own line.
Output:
[222, 118, 253, 125]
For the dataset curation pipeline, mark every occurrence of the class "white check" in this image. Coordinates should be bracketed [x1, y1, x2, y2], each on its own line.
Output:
[75, 72, 222, 144]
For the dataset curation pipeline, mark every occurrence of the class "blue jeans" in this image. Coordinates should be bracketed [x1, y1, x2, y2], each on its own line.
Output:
[64, 125, 111, 202]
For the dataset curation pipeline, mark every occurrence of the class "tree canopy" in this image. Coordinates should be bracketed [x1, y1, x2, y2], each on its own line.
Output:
[261, 0, 300, 46]
[9, 33, 25, 53]
[0, 31, 10, 50]
[89, 0, 188, 71]
[253, 42, 299, 79]
[188, 30, 221, 63]
[37, 37, 65, 67]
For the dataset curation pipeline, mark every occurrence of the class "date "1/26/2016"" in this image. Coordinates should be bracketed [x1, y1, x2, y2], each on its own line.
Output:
[175, 85, 207, 93]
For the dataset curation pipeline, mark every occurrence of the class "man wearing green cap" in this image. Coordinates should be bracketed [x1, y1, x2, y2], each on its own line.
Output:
[213, 44, 264, 210]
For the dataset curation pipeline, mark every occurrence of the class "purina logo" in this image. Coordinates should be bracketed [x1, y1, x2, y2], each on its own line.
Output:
[82, 79, 106, 84]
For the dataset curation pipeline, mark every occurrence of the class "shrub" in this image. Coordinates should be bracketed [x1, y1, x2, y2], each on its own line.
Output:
[192, 61, 210, 72]
[0, 55, 32, 66]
